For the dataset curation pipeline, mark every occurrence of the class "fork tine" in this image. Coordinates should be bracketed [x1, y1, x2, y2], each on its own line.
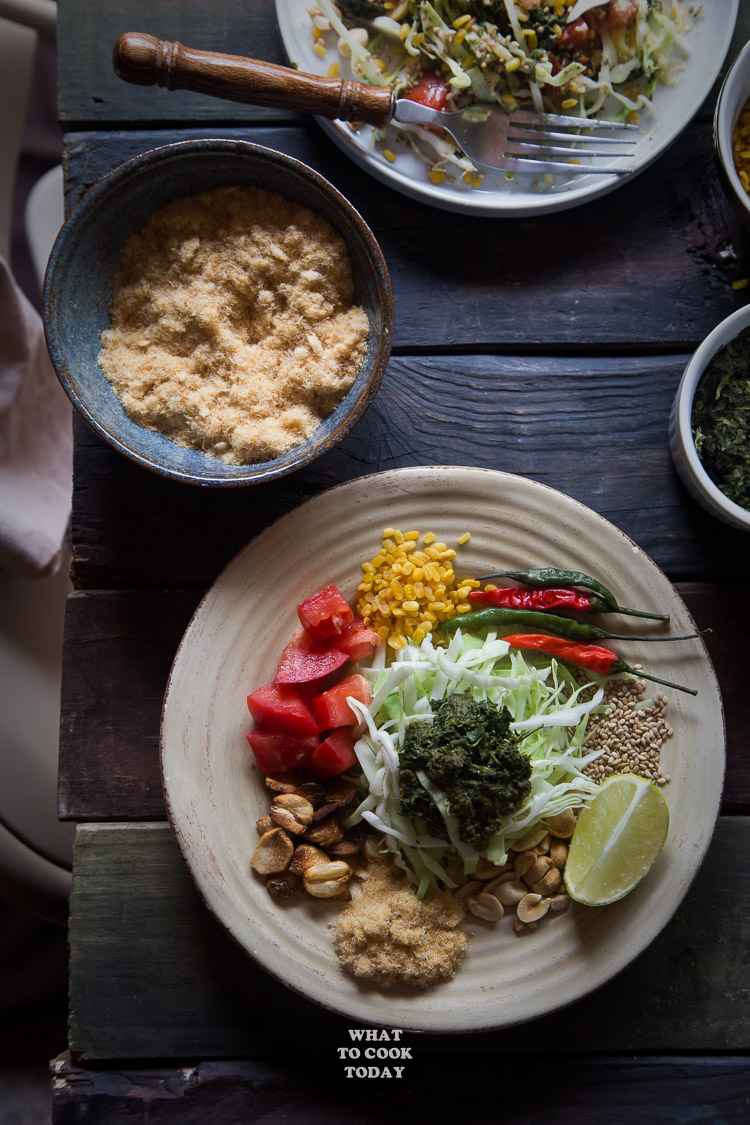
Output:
[511, 109, 639, 132]
[505, 140, 635, 160]
[508, 128, 636, 148]
[479, 154, 635, 176]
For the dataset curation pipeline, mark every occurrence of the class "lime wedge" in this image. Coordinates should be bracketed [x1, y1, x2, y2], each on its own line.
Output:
[563, 775, 669, 906]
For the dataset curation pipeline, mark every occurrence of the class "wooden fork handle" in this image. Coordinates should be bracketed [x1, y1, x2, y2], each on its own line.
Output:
[113, 32, 394, 128]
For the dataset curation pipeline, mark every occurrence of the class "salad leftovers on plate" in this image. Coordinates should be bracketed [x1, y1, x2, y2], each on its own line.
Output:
[307, 1, 696, 185]
[245, 526, 691, 988]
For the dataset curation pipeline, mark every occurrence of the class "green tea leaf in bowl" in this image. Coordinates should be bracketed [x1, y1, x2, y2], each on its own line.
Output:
[691, 325, 750, 513]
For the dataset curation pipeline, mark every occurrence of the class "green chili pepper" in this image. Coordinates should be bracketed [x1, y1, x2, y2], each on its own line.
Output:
[439, 606, 698, 643]
[477, 568, 669, 622]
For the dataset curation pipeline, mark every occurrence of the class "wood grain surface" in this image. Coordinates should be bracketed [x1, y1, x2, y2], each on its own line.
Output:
[51, 1052, 750, 1124]
[53, 0, 750, 1110]
[67, 820, 750, 1059]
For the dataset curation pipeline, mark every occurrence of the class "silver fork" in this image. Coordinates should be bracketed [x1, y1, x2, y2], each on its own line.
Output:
[113, 33, 638, 176]
[393, 101, 638, 176]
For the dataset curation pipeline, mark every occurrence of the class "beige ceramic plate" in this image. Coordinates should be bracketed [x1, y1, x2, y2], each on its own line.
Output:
[161, 466, 725, 1031]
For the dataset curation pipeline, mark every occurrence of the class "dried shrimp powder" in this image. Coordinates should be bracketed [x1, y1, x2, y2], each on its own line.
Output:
[333, 850, 468, 987]
[98, 185, 369, 463]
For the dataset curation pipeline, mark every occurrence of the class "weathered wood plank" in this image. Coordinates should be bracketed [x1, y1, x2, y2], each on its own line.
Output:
[57, 582, 750, 823]
[57, 0, 294, 127]
[66, 355, 750, 595]
[62, 123, 750, 352]
[51, 1052, 750, 1124]
[67, 819, 750, 1060]
[56, 0, 750, 128]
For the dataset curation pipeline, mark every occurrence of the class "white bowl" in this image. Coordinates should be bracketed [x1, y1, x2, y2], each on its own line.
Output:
[669, 305, 750, 532]
[714, 37, 750, 227]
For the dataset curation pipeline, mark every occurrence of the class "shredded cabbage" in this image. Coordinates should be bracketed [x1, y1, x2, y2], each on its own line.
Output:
[312, 0, 696, 180]
[347, 627, 609, 896]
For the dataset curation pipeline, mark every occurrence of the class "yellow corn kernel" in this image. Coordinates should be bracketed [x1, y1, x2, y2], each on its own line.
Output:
[312, 43, 327, 58]
[422, 533, 436, 545]
[453, 13, 472, 27]
[561, 98, 577, 110]
[327, 62, 340, 78]
[382, 148, 397, 163]
[506, 57, 522, 72]
[454, 28, 467, 46]
[429, 168, 448, 184]
[457, 532, 471, 544]
[733, 278, 749, 290]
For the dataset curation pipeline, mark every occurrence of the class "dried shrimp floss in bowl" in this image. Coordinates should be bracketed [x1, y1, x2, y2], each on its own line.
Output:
[43, 139, 393, 485]
[98, 185, 370, 465]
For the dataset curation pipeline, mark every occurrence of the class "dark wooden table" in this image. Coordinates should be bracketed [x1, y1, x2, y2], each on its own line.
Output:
[52, 2, 750, 1120]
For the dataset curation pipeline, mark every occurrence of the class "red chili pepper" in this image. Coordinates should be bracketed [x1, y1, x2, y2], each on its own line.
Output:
[469, 587, 594, 612]
[503, 634, 617, 674]
[503, 634, 698, 696]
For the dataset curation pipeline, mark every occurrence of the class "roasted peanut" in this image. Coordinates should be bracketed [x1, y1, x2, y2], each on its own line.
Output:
[466, 893, 504, 922]
[304, 816, 344, 847]
[265, 772, 302, 794]
[251, 828, 294, 875]
[493, 878, 527, 906]
[453, 879, 482, 903]
[474, 857, 511, 880]
[531, 867, 562, 897]
[513, 850, 537, 878]
[513, 917, 537, 933]
[516, 893, 551, 924]
[295, 781, 326, 808]
[321, 777, 357, 809]
[483, 870, 518, 895]
[303, 860, 351, 898]
[288, 843, 329, 876]
[270, 792, 315, 834]
[549, 839, 568, 869]
[266, 873, 302, 900]
[522, 856, 552, 887]
[546, 810, 576, 839]
[326, 836, 365, 858]
[510, 824, 549, 853]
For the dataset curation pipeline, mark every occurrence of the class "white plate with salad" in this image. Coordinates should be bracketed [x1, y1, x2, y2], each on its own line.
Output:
[275, 1, 738, 216]
[160, 466, 724, 1031]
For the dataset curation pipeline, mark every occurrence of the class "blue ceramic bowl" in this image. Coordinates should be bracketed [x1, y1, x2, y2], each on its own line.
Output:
[43, 139, 394, 486]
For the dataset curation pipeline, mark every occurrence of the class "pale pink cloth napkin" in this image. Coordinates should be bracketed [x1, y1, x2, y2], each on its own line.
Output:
[0, 256, 72, 576]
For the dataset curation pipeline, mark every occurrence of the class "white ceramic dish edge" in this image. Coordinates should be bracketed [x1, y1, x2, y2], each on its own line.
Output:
[669, 304, 750, 532]
[276, 1, 738, 217]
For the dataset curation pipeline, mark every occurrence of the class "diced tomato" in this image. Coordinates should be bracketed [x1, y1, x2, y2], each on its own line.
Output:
[558, 17, 591, 51]
[308, 728, 358, 779]
[583, 0, 637, 31]
[403, 69, 450, 112]
[297, 584, 354, 642]
[313, 673, 372, 730]
[245, 729, 318, 774]
[246, 683, 319, 736]
[274, 629, 348, 686]
[334, 618, 381, 662]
